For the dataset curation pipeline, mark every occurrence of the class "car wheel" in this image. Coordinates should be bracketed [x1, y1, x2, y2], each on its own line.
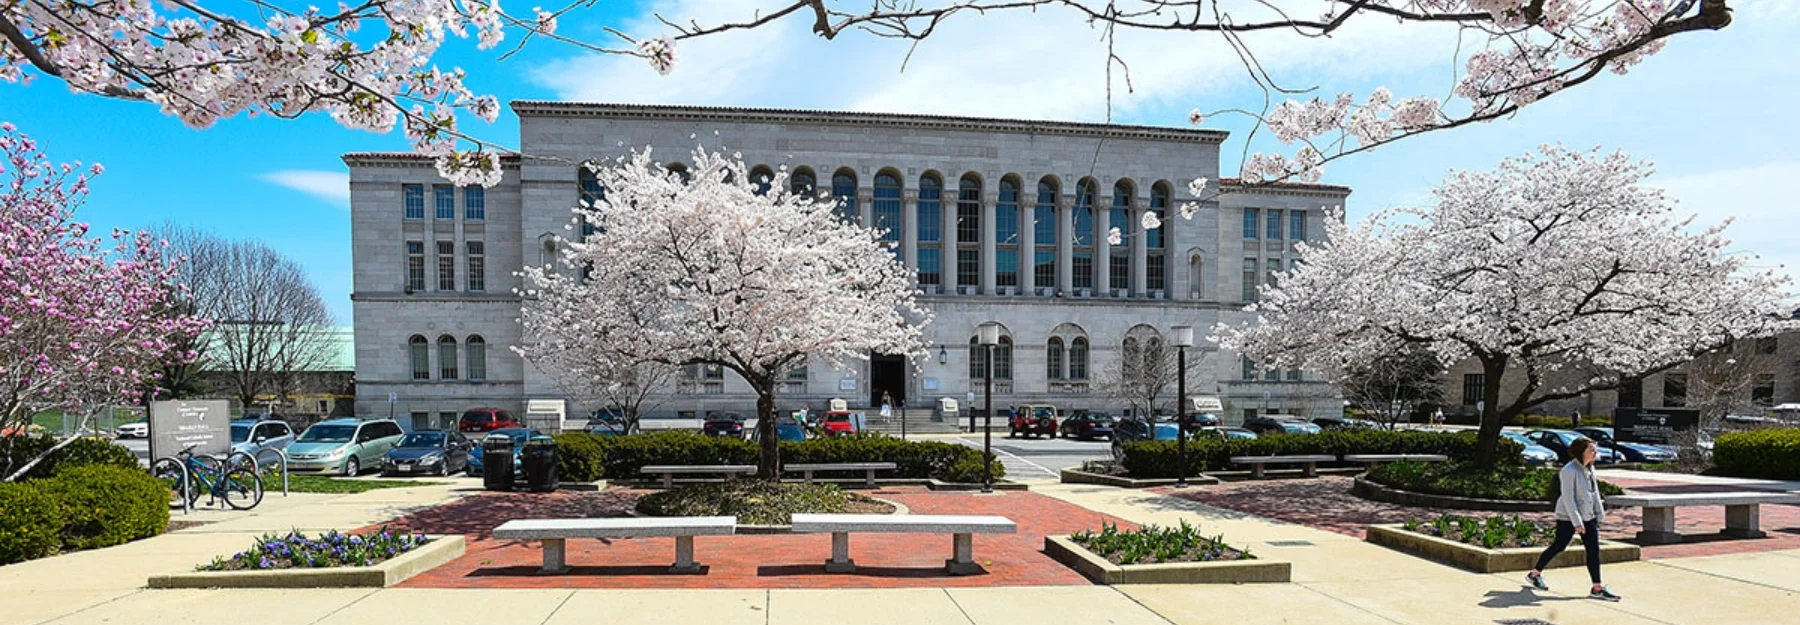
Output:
[436, 462, 449, 477]
[342, 456, 359, 477]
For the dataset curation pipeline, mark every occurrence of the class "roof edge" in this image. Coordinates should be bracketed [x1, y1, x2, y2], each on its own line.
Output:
[1220, 177, 1352, 196]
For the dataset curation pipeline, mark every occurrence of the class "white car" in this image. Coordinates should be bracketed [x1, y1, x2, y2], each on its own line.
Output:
[116, 421, 148, 438]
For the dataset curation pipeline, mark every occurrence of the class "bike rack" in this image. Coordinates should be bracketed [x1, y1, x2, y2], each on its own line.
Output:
[253, 448, 289, 496]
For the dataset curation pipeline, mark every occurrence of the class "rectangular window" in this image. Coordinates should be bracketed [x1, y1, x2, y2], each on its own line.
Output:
[1241, 357, 1255, 381]
[406, 241, 425, 291]
[787, 365, 808, 380]
[1035, 250, 1055, 290]
[1266, 259, 1282, 286]
[1267, 209, 1282, 240]
[438, 412, 457, 430]
[997, 194, 1020, 246]
[1753, 374, 1776, 406]
[1147, 254, 1166, 291]
[702, 364, 724, 380]
[1110, 252, 1129, 292]
[433, 184, 455, 220]
[1073, 253, 1093, 289]
[873, 183, 902, 242]
[957, 249, 980, 290]
[1242, 258, 1258, 301]
[1462, 373, 1485, 406]
[1264, 364, 1280, 382]
[917, 248, 941, 287]
[464, 186, 485, 220]
[918, 186, 941, 242]
[956, 191, 981, 243]
[996, 250, 1018, 288]
[1662, 373, 1688, 407]
[1286, 368, 1302, 381]
[1034, 205, 1056, 246]
[466, 241, 485, 291]
[403, 184, 424, 219]
[1756, 337, 1778, 354]
[436, 241, 455, 291]
[1290, 210, 1307, 241]
[1243, 208, 1259, 239]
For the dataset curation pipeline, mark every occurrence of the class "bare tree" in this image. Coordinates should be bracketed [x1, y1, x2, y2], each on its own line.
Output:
[1098, 336, 1185, 419]
[1685, 338, 1780, 428]
[525, 354, 678, 435]
[1339, 345, 1445, 429]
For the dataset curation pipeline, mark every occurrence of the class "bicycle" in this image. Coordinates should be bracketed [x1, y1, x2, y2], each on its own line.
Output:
[150, 445, 263, 510]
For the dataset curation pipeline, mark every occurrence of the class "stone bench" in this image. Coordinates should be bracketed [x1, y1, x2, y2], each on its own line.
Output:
[492, 517, 736, 574]
[1230, 455, 1338, 478]
[1343, 454, 1449, 470]
[789, 513, 1017, 575]
[639, 464, 757, 489]
[1608, 492, 1800, 544]
[783, 462, 899, 488]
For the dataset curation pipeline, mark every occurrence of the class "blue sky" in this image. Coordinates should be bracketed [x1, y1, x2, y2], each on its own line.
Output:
[5, 1, 1798, 323]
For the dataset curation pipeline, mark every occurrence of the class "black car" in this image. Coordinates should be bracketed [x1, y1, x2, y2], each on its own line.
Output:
[1312, 416, 1377, 431]
[1059, 412, 1116, 440]
[703, 413, 746, 438]
[1242, 415, 1323, 436]
[1180, 413, 1222, 428]
[382, 430, 472, 477]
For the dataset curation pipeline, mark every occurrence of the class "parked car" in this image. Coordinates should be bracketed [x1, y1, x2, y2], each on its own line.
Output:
[703, 413, 746, 438]
[1182, 413, 1223, 428]
[383, 430, 472, 477]
[230, 418, 295, 458]
[1111, 416, 1181, 443]
[1009, 404, 1058, 438]
[1525, 429, 1623, 464]
[1502, 430, 1561, 467]
[1242, 415, 1322, 436]
[1574, 426, 1677, 463]
[115, 420, 148, 439]
[751, 415, 808, 442]
[1059, 411, 1115, 440]
[465, 427, 543, 476]
[1312, 416, 1377, 431]
[586, 410, 633, 436]
[1198, 426, 1259, 441]
[820, 411, 857, 437]
[457, 407, 522, 434]
[287, 418, 406, 476]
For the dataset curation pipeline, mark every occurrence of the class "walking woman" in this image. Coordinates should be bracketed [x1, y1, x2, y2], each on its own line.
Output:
[1526, 437, 1621, 601]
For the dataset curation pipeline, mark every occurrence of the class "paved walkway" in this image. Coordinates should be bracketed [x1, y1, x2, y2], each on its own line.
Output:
[1597, 468, 1800, 492]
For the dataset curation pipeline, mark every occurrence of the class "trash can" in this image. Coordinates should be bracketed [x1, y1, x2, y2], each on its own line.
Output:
[481, 436, 515, 491]
[521, 435, 558, 493]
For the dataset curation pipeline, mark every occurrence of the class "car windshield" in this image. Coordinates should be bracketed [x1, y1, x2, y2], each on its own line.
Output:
[707, 414, 740, 423]
[298, 425, 355, 443]
[826, 415, 850, 423]
[230, 424, 251, 443]
[490, 429, 531, 444]
[1031, 407, 1054, 418]
[399, 432, 446, 448]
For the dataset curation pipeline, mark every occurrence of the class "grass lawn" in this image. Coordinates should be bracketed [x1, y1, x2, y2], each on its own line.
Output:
[283, 475, 438, 494]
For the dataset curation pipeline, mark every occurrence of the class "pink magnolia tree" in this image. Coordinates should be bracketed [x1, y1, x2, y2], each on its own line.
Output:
[514, 145, 930, 476]
[1212, 144, 1795, 468]
[1, 1, 1734, 188]
[0, 123, 205, 480]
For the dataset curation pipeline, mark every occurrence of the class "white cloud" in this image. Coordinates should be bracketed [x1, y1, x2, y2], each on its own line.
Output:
[1656, 162, 1800, 296]
[261, 170, 350, 206]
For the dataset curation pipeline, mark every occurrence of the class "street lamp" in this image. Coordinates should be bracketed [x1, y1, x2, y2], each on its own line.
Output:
[978, 322, 1001, 494]
[1171, 325, 1194, 488]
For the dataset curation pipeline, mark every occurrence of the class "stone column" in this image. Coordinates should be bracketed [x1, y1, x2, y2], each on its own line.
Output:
[858, 187, 874, 229]
[902, 189, 919, 272]
[943, 178, 960, 295]
[981, 190, 996, 296]
[1131, 204, 1149, 297]
[1058, 193, 1074, 295]
[1096, 196, 1114, 296]
[1019, 186, 1037, 296]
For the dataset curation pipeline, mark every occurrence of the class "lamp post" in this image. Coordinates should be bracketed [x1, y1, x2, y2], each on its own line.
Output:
[1172, 325, 1194, 488]
[978, 322, 1000, 493]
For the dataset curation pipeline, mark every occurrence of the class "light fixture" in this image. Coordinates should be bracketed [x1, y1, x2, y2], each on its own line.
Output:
[1172, 325, 1193, 488]
[977, 322, 1001, 493]
[978, 322, 1001, 346]
[937, 345, 948, 365]
[1172, 325, 1195, 349]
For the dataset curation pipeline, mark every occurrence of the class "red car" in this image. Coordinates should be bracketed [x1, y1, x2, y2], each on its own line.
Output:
[820, 411, 857, 437]
[458, 408, 522, 433]
[1009, 405, 1058, 438]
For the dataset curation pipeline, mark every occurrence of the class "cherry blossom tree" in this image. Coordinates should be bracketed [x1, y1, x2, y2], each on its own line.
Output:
[2, 1, 1735, 188]
[1, 123, 205, 480]
[514, 145, 930, 477]
[1212, 144, 1795, 468]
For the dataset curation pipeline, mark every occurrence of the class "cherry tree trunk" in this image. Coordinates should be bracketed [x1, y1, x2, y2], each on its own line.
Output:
[753, 380, 780, 479]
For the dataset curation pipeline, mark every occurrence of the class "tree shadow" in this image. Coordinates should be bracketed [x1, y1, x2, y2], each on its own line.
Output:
[755, 564, 985, 578]
[466, 564, 702, 577]
[1478, 586, 1579, 609]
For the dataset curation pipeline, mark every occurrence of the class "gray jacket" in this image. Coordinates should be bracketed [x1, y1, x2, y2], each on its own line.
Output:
[1555, 460, 1606, 524]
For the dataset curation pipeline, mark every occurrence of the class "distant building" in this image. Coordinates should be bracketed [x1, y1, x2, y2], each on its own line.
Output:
[197, 325, 356, 421]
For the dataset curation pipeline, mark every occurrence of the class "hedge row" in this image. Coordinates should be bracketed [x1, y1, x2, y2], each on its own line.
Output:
[551, 431, 1004, 483]
[0, 435, 141, 481]
[0, 465, 169, 564]
[1713, 429, 1800, 480]
[1121, 430, 1522, 478]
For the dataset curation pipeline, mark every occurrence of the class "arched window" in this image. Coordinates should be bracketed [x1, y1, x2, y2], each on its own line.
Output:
[1073, 180, 1096, 290]
[409, 335, 430, 381]
[995, 336, 1014, 380]
[466, 335, 487, 381]
[957, 174, 982, 290]
[1189, 253, 1205, 299]
[577, 166, 605, 238]
[832, 168, 858, 223]
[1046, 337, 1065, 380]
[1070, 337, 1090, 380]
[438, 335, 458, 380]
[1034, 178, 1059, 291]
[968, 336, 985, 379]
[916, 174, 943, 288]
[791, 169, 816, 197]
[1149, 182, 1170, 293]
[1122, 337, 1140, 379]
[749, 166, 775, 196]
[873, 172, 902, 244]
[996, 177, 1020, 289]
[1110, 180, 1134, 291]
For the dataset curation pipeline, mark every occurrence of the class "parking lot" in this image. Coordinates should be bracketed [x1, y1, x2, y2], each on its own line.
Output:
[948, 432, 1114, 481]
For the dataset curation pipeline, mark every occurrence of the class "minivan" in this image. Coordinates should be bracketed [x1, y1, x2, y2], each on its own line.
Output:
[287, 418, 406, 476]
[458, 408, 521, 433]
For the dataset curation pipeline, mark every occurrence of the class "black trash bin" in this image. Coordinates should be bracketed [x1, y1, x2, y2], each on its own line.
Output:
[521, 435, 558, 493]
[481, 436, 515, 491]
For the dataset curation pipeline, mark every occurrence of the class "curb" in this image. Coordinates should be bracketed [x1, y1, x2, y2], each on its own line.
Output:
[147, 536, 465, 589]
[1043, 535, 1290, 584]
[1365, 524, 1639, 573]
[1059, 468, 1220, 488]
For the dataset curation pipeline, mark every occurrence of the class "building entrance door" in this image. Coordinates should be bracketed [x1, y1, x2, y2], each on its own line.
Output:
[870, 354, 907, 409]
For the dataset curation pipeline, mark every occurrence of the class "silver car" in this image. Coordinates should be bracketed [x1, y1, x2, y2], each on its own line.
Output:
[286, 419, 406, 476]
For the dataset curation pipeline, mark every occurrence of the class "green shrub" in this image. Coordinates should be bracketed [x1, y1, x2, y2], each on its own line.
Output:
[41, 465, 169, 549]
[1070, 520, 1251, 565]
[941, 453, 1007, 484]
[551, 433, 605, 482]
[1367, 461, 1624, 502]
[1713, 429, 1800, 479]
[0, 482, 65, 564]
[577, 431, 1000, 482]
[0, 435, 140, 481]
[635, 481, 893, 525]
[1121, 430, 1520, 478]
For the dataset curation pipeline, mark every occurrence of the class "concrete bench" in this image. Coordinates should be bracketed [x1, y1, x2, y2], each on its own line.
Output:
[1343, 454, 1449, 470]
[1608, 492, 1800, 544]
[790, 513, 1017, 575]
[783, 462, 899, 488]
[1230, 455, 1338, 478]
[492, 517, 736, 574]
[639, 464, 757, 489]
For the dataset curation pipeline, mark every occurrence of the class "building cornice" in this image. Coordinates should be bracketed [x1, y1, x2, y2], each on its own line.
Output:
[509, 101, 1231, 145]
[351, 292, 525, 303]
[341, 152, 522, 169]
[1220, 177, 1352, 198]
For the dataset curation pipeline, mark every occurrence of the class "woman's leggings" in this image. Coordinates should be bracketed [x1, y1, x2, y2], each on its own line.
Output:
[1534, 519, 1602, 584]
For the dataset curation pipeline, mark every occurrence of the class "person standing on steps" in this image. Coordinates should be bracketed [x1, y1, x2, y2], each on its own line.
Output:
[1526, 437, 1621, 601]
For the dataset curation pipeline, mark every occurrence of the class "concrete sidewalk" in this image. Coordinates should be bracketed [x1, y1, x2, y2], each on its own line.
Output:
[1596, 468, 1800, 492]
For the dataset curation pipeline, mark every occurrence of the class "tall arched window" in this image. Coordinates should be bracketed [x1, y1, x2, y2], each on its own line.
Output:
[1046, 337, 1065, 380]
[996, 177, 1020, 290]
[1110, 180, 1134, 293]
[832, 169, 858, 223]
[1069, 337, 1090, 380]
[749, 166, 775, 196]
[438, 335, 458, 380]
[1189, 254, 1205, 299]
[873, 172, 902, 246]
[791, 169, 816, 197]
[916, 174, 943, 288]
[1034, 178, 1059, 292]
[1073, 179, 1096, 290]
[995, 336, 1014, 380]
[968, 336, 986, 379]
[466, 335, 487, 381]
[1149, 182, 1171, 294]
[409, 335, 430, 380]
[956, 174, 982, 291]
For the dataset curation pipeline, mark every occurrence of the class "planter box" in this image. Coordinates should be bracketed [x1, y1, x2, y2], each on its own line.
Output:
[1060, 468, 1220, 488]
[1044, 535, 1290, 584]
[147, 536, 465, 589]
[926, 479, 1029, 491]
[1352, 476, 1553, 512]
[1365, 525, 1639, 573]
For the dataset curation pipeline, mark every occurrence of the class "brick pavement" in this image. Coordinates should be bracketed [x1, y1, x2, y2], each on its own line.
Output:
[389, 487, 1135, 589]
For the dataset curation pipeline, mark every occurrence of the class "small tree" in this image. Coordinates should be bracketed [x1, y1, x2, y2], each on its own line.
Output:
[1339, 346, 1446, 429]
[516, 145, 929, 477]
[1214, 145, 1795, 469]
[1098, 337, 1184, 420]
[525, 353, 676, 435]
[1685, 340, 1780, 427]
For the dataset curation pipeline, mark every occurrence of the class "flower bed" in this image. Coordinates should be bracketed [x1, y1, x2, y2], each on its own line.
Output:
[1366, 523, 1638, 573]
[1399, 514, 1550, 550]
[1047, 521, 1288, 584]
[1070, 521, 1251, 565]
[200, 528, 429, 571]
[635, 480, 895, 526]
[150, 529, 465, 588]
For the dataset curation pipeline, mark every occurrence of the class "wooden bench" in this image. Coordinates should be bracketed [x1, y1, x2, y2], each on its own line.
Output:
[639, 464, 757, 489]
[1230, 454, 1337, 478]
[492, 517, 736, 574]
[1608, 492, 1800, 544]
[783, 462, 898, 488]
[789, 513, 1016, 575]
[1343, 454, 1449, 470]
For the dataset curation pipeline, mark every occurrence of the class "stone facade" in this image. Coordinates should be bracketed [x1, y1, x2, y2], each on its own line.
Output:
[345, 103, 1350, 429]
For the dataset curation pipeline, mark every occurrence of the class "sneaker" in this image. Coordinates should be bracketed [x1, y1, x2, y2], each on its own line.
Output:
[1589, 586, 1621, 602]
[1527, 572, 1548, 591]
